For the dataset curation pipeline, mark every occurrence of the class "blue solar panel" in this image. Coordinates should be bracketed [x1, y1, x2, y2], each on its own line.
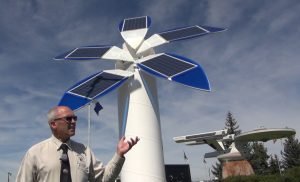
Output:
[54, 46, 112, 60]
[122, 16, 147, 31]
[69, 72, 125, 99]
[139, 54, 196, 77]
[159, 26, 208, 42]
[138, 54, 210, 90]
[66, 46, 111, 59]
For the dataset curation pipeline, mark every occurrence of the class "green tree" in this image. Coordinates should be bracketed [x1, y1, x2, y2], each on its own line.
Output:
[248, 142, 269, 175]
[211, 161, 222, 180]
[224, 111, 241, 135]
[268, 154, 281, 174]
[281, 135, 300, 169]
[224, 112, 241, 148]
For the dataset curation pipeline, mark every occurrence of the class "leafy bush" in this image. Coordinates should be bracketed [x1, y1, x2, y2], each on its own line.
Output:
[223, 166, 300, 182]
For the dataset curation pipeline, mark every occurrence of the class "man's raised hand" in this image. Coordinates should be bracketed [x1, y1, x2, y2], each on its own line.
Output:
[117, 136, 140, 157]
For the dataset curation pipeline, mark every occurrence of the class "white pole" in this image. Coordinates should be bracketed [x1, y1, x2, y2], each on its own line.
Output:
[88, 104, 91, 147]
[117, 45, 166, 182]
[118, 70, 166, 182]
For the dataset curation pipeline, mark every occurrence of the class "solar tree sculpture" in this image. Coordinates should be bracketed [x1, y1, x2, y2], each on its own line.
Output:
[54, 16, 225, 182]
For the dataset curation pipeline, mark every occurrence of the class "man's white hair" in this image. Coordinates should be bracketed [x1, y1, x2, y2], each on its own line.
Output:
[47, 107, 59, 123]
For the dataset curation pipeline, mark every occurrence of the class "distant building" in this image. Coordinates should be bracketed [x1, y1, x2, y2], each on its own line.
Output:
[165, 164, 192, 182]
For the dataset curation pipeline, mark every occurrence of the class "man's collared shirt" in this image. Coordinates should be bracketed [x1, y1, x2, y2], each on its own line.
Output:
[16, 135, 125, 182]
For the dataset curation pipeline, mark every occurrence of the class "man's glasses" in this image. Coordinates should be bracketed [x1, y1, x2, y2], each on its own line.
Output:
[53, 116, 77, 123]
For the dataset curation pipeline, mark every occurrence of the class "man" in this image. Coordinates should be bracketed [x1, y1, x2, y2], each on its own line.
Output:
[16, 106, 139, 182]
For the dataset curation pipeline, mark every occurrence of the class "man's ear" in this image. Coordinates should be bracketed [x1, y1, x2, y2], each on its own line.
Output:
[50, 121, 57, 129]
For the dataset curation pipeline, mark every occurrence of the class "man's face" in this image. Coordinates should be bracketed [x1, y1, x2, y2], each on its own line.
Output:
[51, 107, 77, 140]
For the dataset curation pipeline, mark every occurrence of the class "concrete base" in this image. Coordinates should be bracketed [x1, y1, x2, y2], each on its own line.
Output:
[222, 160, 254, 179]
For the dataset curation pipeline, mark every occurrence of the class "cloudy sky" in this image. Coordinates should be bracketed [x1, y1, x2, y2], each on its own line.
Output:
[1, 0, 299, 181]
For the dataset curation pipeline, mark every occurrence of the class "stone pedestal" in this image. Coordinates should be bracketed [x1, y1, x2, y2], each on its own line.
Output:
[222, 160, 254, 179]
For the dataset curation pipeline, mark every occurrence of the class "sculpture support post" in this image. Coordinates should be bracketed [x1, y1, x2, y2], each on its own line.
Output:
[117, 63, 166, 182]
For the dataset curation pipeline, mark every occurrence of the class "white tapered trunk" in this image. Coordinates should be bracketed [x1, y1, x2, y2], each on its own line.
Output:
[116, 61, 166, 182]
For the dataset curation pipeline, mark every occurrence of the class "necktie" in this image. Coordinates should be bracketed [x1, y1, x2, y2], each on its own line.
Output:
[60, 143, 72, 182]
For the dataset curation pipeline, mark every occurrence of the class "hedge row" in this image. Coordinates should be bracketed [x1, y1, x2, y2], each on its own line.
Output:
[223, 166, 300, 182]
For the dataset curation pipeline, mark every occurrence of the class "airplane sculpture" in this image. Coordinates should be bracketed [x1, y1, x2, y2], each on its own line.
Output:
[54, 16, 225, 182]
